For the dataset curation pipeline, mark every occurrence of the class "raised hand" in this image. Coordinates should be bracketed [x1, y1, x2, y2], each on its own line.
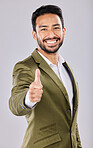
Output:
[29, 69, 43, 102]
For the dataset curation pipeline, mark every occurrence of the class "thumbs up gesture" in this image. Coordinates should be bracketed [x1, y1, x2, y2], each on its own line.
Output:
[29, 69, 43, 103]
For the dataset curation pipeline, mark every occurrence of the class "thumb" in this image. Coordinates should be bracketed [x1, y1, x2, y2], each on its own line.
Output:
[35, 69, 41, 83]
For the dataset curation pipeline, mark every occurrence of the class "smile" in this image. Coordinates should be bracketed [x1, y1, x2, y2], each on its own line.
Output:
[46, 40, 57, 44]
[44, 39, 59, 46]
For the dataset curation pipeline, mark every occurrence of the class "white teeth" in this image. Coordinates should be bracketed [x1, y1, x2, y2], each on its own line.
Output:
[47, 40, 56, 44]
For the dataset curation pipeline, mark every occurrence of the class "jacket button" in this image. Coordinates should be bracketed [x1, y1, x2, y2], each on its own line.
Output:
[66, 109, 71, 113]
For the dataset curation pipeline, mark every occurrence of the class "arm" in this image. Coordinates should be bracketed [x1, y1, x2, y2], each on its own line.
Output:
[9, 63, 34, 116]
[9, 63, 43, 116]
[76, 123, 82, 148]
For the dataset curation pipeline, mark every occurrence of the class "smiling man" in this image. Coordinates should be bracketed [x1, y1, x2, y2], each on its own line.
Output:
[33, 13, 64, 54]
[9, 5, 82, 148]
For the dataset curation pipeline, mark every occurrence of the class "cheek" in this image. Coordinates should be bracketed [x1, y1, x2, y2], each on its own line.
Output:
[54, 30, 63, 37]
[37, 31, 45, 40]
[36, 33, 43, 41]
[59, 31, 64, 39]
[37, 30, 49, 39]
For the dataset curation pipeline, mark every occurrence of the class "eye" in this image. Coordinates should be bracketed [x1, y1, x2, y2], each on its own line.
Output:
[54, 27, 60, 30]
[41, 28, 47, 31]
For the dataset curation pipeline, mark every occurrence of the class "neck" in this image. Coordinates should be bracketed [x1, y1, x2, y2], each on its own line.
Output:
[37, 48, 59, 65]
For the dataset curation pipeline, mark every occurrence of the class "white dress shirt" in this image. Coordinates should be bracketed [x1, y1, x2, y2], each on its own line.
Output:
[25, 51, 73, 117]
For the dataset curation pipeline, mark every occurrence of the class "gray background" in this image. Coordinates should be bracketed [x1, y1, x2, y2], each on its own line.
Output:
[0, 0, 93, 148]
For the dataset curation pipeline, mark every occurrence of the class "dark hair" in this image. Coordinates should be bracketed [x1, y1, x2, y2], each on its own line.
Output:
[31, 5, 64, 32]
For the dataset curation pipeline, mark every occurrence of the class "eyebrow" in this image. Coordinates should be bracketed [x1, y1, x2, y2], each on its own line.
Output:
[52, 24, 60, 27]
[39, 24, 60, 28]
[39, 25, 48, 28]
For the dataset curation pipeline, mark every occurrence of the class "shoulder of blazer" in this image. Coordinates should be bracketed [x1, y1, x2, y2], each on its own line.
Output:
[13, 50, 37, 74]
[12, 49, 44, 83]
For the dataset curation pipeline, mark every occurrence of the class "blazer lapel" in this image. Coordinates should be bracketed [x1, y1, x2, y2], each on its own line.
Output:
[63, 62, 79, 119]
[62, 62, 75, 96]
[31, 49, 70, 106]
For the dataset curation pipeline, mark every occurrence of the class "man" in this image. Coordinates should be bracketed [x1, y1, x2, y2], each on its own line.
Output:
[9, 5, 82, 148]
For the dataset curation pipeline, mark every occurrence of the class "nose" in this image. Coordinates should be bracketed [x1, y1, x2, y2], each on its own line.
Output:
[47, 29, 56, 38]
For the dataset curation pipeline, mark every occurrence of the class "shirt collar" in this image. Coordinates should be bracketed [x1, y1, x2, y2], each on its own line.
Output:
[58, 54, 65, 67]
[37, 50, 65, 67]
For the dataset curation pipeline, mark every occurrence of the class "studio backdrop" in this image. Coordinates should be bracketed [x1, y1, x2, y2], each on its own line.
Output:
[0, 0, 93, 148]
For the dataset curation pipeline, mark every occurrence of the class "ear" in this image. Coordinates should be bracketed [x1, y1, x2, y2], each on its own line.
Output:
[32, 30, 37, 40]
[63, 28, 66, 37]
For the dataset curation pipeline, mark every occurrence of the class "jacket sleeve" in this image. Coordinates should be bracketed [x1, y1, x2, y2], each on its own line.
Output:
[76, 123, 82, 148]
[9, 62, 34, 116]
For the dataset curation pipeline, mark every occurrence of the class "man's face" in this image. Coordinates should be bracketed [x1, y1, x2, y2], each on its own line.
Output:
[32, 13, 65, 53]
